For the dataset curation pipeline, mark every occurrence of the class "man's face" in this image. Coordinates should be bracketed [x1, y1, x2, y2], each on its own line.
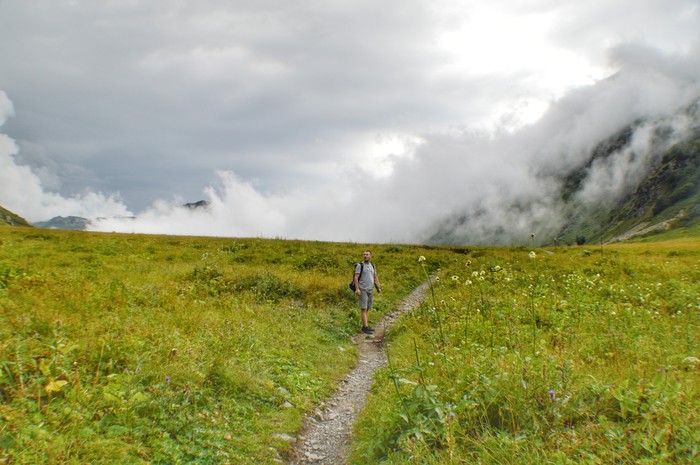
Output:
[363, 251, 371, 262]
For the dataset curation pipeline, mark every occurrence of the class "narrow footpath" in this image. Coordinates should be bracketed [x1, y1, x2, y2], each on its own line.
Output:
[290, 281, 430, 465]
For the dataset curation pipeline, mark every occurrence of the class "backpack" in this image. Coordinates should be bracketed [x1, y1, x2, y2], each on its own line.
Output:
[349, 263, 363, 291]
[348, 262, 376, 291]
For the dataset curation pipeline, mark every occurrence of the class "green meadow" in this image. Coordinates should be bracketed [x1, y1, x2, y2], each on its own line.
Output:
[353, 238, 699, 464]
[0, 226, 698, 464]
[0, 227, 452, 464]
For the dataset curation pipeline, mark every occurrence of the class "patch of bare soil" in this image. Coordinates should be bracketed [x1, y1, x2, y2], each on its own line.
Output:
[288, 282, 429, 464]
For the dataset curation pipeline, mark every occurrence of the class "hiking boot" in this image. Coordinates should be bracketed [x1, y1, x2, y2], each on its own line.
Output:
[362, 326, 375, 334]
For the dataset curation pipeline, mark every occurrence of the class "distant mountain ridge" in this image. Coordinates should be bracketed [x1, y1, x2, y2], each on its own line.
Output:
[33, 216, 92, 231]
[23, 200, 210, 232]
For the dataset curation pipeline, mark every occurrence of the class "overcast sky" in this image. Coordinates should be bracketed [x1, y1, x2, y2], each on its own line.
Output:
[1, 0, 700, 243]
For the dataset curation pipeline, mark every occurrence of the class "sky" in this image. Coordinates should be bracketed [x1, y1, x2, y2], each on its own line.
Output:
[1, 0, 700, 244]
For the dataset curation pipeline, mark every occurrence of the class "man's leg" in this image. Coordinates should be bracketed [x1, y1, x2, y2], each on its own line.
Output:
[359, 291, 374, 333]
[361, 309, 369, 327]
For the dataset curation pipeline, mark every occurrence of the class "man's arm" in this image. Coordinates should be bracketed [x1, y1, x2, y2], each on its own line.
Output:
[354, 273, 361, 295]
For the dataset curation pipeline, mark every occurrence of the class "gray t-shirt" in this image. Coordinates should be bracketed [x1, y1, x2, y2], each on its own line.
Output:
[355, 262, 376, 291]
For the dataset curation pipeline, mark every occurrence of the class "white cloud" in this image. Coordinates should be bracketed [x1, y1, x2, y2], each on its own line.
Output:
[1, 1, 699, 242]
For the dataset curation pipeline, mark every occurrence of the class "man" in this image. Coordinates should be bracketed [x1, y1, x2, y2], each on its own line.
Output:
[353, 250, 382, 334]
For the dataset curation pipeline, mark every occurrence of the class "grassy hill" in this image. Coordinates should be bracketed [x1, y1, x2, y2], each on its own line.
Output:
[1, 226, 698, 464]
[0, 205, 31, 227]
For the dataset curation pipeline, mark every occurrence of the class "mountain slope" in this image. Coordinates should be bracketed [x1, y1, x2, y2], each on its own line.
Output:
[0, 205, 31, 227]
[33, 216, 92, 230]
[556, 131, 700, 245]
[426, 100, 700, 246]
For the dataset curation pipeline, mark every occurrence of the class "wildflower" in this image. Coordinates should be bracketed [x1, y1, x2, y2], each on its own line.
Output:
[494, 265, 501, 272]
[466, 260, 472, 267]
[529, 251, 537, 259]
[418, 256, 426, 263]
[449, 412, 455, 421]
[452, 275, 459, 281]
[530, 233, 536, 239]
[165, 375, 171, 383]
[548, 390, 555, 400]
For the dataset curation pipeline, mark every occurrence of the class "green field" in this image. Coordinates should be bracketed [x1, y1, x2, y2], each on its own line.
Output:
[353, 239, 700, 464]
[1, 227, 698, 464]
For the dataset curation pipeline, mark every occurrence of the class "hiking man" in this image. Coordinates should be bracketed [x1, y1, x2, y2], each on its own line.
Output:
[354, 250, 381, 334]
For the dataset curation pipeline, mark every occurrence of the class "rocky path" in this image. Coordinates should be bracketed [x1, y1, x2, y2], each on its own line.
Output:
[290, 282, 429, 464]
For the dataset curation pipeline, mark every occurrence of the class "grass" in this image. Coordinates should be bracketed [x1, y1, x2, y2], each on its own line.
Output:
[1, 226, 698, 464]
[0, 227, 454, 464]
[351, 239, 700, 464]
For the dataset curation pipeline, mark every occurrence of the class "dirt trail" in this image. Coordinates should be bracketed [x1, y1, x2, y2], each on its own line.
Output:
[289, 282, 430, 464]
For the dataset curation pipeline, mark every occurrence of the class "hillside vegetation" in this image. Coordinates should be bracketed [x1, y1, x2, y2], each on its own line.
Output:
[0, 227, 455, 464]
[0, 206, 31, 227]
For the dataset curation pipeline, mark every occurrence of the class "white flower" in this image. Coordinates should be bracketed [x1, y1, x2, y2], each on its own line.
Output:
[529, 251, 537, 259]
[418, 256, 426, 263]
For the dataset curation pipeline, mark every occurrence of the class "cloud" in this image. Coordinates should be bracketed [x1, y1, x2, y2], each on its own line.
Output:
[1, 1, 700, 243]
[0, 92, 132, 221]
[95, 43, 700, 244]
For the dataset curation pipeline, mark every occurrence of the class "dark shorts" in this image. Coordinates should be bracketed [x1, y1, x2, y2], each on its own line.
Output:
[358, 289, 374, 310]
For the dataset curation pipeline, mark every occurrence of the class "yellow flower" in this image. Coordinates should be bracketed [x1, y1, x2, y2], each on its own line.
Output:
[418, 256, 426, 263]
[529, 251, 537, 259]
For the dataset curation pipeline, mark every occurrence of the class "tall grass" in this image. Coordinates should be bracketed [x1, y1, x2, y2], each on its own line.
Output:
[352, 241, 700, 464]
[2, 227, 698, 464]
[0, 227, 453, 464]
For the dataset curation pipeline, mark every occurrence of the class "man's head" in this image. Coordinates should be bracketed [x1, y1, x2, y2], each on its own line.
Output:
[363, 250, 372, 262]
